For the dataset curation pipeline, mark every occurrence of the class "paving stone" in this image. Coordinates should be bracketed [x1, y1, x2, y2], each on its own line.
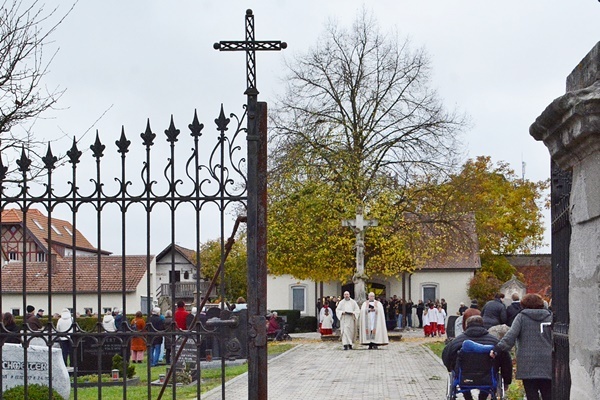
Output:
[201, 329, 449, 399]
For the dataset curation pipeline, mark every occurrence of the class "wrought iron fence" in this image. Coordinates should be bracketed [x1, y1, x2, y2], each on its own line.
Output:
[550, 159, 571, 399]
[0, 105, 249, 399]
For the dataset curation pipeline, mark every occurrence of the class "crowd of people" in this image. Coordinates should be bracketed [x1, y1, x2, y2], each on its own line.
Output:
[443, 292, 552, 400]
[318, 294, 450, 338]
[0, 299, 252, 369]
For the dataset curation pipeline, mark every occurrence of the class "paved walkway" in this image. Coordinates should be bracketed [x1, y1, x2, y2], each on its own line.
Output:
[202, 329, 450, 400]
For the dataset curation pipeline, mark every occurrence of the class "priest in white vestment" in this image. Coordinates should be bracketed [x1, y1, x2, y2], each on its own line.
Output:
[359, 292, 389, 349]
[336, 291, 360, 350]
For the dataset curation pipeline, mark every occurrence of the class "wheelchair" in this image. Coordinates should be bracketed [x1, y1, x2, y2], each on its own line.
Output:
[446, 340, 505, 400]
[266, 316, 292, 341]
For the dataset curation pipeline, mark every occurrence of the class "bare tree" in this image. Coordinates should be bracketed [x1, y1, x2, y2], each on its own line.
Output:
[270, 10, 466, 204]
[0, 0, 72, 178]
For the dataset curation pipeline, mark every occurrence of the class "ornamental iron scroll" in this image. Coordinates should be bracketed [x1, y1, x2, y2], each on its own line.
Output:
[0, 107, 247, 207]
[0, 105, 248, 400]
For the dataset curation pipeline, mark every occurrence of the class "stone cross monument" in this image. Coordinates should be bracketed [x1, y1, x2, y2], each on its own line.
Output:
[530, 41, 600, 399]
[342, 205, 378, 306]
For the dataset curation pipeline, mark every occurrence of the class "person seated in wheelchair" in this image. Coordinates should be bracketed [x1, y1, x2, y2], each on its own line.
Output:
[442, 316, 512, 400]
[266, 311, 284, 341]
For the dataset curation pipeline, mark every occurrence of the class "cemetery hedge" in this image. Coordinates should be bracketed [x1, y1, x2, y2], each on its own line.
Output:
[14, 315, 138, 332]
[295, 316, 317, 333]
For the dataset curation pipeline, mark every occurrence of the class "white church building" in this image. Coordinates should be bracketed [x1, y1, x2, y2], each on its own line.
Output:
[267, 216, 481, 318]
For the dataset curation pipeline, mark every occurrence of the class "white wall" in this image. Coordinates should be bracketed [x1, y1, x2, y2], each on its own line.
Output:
[2, 292, 140, 317]
[64, 249, 97, 257]
[155, 251, 196, 290]
[266, 269, 474, 319]
[267, 275, 341, 317]
[408, 270, 473, 316]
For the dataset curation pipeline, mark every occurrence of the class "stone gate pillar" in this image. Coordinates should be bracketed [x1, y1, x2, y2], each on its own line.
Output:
[530, 42, 600, 399]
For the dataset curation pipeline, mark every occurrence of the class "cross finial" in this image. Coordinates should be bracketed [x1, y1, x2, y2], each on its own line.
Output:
[214, 9, 287, 95]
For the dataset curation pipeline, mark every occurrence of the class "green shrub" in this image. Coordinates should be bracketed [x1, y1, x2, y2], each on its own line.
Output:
[467, 271, 503, 308]
[3, 384, 64, 400]
[272, 310, 301, 332]
[76, 317, 100, 332]
[295, 316, 317, 333]
[112, 354, 136, 379]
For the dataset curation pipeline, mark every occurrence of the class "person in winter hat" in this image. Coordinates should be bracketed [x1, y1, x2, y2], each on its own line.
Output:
[55, 309, 74, 366]
[103, 311, 117, 332]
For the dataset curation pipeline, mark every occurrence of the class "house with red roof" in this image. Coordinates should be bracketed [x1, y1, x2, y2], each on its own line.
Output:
[0, 208, 155, 317]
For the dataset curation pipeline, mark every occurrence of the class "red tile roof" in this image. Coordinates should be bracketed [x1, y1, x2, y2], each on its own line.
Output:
[413, 213, 481, 270]
[156, 244, 197, 266]
[173, 245, 197, 265]
[1, 208, 107, 257]
[1, 256, 149, 293]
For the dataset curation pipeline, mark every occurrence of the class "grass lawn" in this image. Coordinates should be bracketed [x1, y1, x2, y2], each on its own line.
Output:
[69, 341, 295, 400]
[423, 340, 524, 400]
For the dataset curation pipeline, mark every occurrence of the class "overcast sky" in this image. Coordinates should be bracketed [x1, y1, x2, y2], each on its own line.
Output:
[13, 0, 600, 254]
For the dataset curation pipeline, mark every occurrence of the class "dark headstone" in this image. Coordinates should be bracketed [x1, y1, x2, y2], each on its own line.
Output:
[226, 309, 247, 360]
[446, 315, 458, 339]
[77, 336, 125, 375]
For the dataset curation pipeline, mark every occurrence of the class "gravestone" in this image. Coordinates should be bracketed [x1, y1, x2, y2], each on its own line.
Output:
[173, 337, 200, 382]
[499, 275, 526, 307]
[77, 336, 124, 375]
[1, 343, 70, 399]
[446, 315, 458, 340]
[226, 308, 247, 360]
[174, 309, 247, 364]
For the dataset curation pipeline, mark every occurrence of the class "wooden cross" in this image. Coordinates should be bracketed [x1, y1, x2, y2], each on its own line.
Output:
[214, 9, 287, 95]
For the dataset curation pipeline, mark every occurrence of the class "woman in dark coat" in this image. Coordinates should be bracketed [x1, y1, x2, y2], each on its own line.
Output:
[492, 294, 552, 400]
[163, 310, 173, 364]
[416, 300, 425, 328]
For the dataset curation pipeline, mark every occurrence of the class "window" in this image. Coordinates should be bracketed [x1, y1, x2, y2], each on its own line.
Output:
[8, 252, 17, 260]
[84, 308, 93, 316]
[36, 252, 46, 262]
[291, 286, 306, 312]
[50, 224, 62, 235]
[11, 308, 20, 317]
[103, 307, 112, 314]
[169, 270, 181, 283]
[64, 226, 73, 236]
[422, 285, 438, 303]
[183, 271, 190, 280]
[32, 219, 44, 230]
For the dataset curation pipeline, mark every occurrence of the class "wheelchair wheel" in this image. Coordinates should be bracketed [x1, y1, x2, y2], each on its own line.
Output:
[446, 372, 456, 400]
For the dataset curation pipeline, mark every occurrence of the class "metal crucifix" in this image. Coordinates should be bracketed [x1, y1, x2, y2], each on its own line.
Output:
[214, 9, 286, 400]
[214, 9, 287, 95]
[342, 205, 378, 306]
